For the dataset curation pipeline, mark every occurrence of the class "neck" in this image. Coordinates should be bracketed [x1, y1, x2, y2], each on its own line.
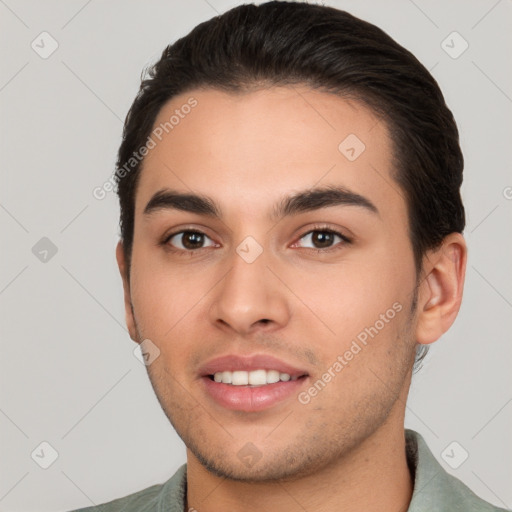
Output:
[186, 414, 413, 512]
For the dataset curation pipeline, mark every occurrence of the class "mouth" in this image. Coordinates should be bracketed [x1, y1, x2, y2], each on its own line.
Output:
[207, 369, 307, 386]
[199, 354, 310, 412]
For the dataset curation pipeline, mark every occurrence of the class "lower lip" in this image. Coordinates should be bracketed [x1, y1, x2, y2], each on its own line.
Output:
[201, 376, 308, 412]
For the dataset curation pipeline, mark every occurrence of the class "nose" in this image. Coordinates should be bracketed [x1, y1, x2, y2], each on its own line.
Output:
[208, 245, 291, 336]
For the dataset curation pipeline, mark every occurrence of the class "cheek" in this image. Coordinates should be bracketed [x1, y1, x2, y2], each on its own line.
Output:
[129, 248, 207, 339]
[295, 257, 415, 408]
[294, 250, 411, 343]
[129, 268, 204, 375]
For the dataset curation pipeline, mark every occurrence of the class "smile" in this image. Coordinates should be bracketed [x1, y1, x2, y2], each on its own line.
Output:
[211, 369, 302, 386]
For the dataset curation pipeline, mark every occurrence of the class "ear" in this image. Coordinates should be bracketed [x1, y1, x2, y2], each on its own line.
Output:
[415, 233, 467, 345]
[115, 240, 140, 343]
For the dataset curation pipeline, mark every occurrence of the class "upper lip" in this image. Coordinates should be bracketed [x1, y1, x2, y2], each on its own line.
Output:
[199, 354, 309, 378]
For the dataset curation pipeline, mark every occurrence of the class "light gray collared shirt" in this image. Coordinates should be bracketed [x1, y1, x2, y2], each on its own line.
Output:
[71, 429, 509, 511]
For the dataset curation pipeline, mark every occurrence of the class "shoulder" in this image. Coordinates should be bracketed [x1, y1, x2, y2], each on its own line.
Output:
[406, 430, 509, 512]
[67, 464, 187, 512]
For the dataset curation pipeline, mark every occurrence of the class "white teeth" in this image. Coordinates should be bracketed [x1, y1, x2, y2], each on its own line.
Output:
[248, 369, 267, 385]
[266, 370, 280, 384]
[212, 369, 296, 386]
[232, 371, 249, 385]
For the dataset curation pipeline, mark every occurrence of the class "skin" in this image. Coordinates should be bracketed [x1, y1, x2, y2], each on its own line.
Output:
[116, 86, 467, 512]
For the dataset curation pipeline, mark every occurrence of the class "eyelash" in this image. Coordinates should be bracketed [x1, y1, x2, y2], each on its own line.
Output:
[161, 225, 352, 256]
[295, 226, 352, 254]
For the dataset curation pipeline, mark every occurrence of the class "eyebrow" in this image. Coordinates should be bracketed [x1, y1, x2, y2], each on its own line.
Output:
[143, 185, 379, 221]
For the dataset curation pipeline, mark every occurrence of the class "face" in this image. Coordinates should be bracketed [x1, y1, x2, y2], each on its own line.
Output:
[120, 86, 420, 481]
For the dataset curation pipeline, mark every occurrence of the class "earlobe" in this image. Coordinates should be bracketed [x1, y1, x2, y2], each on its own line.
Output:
[115, 240, 140, 343]
[415, 233, 467, 346]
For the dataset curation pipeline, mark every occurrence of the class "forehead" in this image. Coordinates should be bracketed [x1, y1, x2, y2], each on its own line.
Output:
[135, 86, 405, 224]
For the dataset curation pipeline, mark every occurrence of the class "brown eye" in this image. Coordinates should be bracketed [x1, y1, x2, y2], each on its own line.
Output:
[166, 231, 215, 251]
[311, 231, 336, 248]
[297, 229, 348, 250]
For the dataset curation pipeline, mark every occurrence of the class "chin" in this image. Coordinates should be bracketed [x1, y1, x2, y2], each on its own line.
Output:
[187, 437, 338, 483]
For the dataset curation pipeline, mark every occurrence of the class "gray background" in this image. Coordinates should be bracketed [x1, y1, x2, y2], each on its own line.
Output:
[1, 0, 511, 510]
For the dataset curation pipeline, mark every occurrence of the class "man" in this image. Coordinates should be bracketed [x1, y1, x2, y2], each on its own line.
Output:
[73, 1, 507, 511]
